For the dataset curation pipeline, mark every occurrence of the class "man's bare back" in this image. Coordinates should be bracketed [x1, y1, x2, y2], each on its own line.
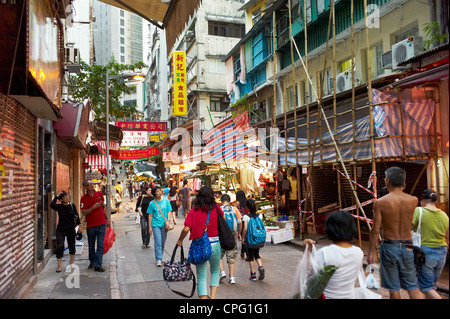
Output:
[374, 189, 418, 240]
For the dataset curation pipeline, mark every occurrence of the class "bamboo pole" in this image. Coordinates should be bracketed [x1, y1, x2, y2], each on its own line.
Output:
[273, 11, 279, 217]
[332, 0, 337, 163]
[364, 0, 377, 201]
[291, 35, 373, 232]
[354, 164, 362, 248]
[288, 0, 298, 168]
[351, 0, 356, 162]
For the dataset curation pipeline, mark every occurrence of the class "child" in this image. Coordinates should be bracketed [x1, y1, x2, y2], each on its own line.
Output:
[242, 199, 265, 281]
[219, 194, 242, 284]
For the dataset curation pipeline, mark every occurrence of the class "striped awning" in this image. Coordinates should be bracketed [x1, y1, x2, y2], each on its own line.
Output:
[87, 154, 112, 169]
[96, 141, 119, 151]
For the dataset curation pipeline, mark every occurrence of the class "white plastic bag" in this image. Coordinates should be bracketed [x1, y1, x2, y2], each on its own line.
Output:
[135, 212, 141, 224]
[365, 264, 380, 290]
[292, 244, 319, 299]
[355, 266, 382, 299]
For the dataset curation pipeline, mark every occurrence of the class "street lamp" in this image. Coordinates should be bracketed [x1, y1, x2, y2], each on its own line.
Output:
[105, 70, 145, 219]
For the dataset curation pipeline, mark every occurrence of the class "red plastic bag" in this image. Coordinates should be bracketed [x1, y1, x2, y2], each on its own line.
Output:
[103, 227, 115, 255]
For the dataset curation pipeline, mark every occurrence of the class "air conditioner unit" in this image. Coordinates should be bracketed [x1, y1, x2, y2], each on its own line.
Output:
[391, 36, 422, 69]
[329, 69, 360, 93]
[64, 47, 81, 73]
[381, 50, 392, 69]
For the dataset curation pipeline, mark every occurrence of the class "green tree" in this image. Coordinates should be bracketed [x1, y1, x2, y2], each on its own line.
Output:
[68, 57, 146, 121]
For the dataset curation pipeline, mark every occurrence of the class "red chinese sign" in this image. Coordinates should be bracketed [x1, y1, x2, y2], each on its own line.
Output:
[110, 148, 160, 160]
[115, 122, 167, 131]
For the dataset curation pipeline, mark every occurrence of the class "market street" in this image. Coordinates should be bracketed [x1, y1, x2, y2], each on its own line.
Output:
[26, 194, 449, 300]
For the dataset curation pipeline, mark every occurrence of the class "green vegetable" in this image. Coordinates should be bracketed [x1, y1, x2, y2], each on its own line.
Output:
[306, 265, 339, 299]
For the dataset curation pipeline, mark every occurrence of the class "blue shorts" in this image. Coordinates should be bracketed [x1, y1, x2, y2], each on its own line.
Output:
[379, 239, 418, 291]
[417, 246, 448, 292]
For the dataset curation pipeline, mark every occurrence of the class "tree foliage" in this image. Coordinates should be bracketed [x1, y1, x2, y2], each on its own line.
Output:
[68, 57, 146, 121]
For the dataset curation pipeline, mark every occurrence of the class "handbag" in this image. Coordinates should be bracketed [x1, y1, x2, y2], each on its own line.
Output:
[154, 200, 174, 231]
[163, 245, 196, 298]
[216, 205, 236, 251]
[411, 207, 426, 270]
[188, 207, 212, 265]
[411, 207, 423, 247]
[355, 266, 382, 299]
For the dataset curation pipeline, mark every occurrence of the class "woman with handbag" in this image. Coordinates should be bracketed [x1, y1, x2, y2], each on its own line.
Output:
[412, 189, 449, 299]
[136, 187, 154, 248]
[147, 186, 174, 267]
[302, 210, 364, 299]
[176, 186, 225, 299]
[50, 191, 81, 272]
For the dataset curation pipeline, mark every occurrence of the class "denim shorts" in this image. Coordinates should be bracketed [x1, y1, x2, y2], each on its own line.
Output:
[379, 239, 418, 291]
[417, 246, 448, 292]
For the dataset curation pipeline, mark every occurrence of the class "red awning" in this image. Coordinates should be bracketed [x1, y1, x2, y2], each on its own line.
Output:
[87, 154, 111, 169]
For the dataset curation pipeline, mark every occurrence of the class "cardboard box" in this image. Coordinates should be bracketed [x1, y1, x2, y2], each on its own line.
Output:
[276, 220, 297, 237]
[271, 229, 294, 244]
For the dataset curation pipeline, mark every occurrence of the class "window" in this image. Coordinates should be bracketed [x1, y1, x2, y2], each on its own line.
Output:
[252, 8, 261, 25]
[395, 25, 419, 43]
[286, 85, 298, 110]
[339, 58, 354, 73]
[208, 21, 245, 38]
[369, 43, 385, 79]
[120, 10, 124, 17]
[210, 96, 227, 112]
[304, 0, 312, 23]
[208, 58, 226, 74]
[120, 28, 124, 35]
[120, 37, 125, 44]
[121, 56, 125, 63]
[120, 19, 124, 26]
[120, 46, 125, 54]
[317, 0, 326, 15]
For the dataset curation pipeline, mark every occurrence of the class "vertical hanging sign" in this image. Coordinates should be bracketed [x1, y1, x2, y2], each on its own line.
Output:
[172, 51, 187, 116]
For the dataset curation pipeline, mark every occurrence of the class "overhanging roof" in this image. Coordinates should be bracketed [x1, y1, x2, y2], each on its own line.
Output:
[98, 0, 170, 27]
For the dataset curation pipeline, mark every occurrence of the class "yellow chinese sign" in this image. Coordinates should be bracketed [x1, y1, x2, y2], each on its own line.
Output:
[172, 51, 187, 116]
[150, 135, 160, 141]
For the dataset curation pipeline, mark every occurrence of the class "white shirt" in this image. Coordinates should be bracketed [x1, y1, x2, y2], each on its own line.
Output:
[315, 244, 363, 299]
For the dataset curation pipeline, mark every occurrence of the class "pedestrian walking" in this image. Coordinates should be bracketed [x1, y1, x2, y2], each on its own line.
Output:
[179, 179, 192, 218]
[147, 186, 173, 267]
[168, 186, 179, 217]
[236, 190, 249, 260]
[114, 189, 122, 213]
[219, 194, 242, 284]
[241, 199, 265, 281]
[136, 187, 154, 248]
[368, 166, 423, 299]
[80, 179, 111, 272]
[303, 210, 364, 299]
[413, 189, 449, 299]
[176, 186, 224, 299]
[128, 181, 134, 202]
[50, 191, 81, 272]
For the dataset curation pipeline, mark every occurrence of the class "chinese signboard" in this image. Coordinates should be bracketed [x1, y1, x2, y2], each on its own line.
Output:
[122, 131, 148, 147]
[115, 122, 167, 131]
[150, 135, 160, 142]
[110, 148, 160, 160]
[171, 51, 187, 116]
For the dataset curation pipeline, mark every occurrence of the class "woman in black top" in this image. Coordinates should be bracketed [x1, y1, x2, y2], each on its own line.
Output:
[136, 187, 154, 248]
[50, 191, 81, 272]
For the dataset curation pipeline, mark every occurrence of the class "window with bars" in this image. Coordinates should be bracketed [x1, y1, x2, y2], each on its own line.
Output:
[208, 21, 245, 38]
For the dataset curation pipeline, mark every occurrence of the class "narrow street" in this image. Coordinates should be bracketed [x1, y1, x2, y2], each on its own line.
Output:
[113, 197, 304, 299]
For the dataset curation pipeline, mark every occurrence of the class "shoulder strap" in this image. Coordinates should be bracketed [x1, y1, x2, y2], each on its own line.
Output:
[417, 207, 423, 233]
[154, 200, 168, 222]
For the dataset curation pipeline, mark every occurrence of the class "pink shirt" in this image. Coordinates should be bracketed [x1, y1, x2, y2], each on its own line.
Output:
[184, 205, 224, 240]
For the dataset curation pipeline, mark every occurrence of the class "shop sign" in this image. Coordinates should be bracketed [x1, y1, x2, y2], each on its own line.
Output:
[122, 131, 148, 147]
[115, 122, 167, 131]
[170, 165, 180, 174]
[162, 152, 172, 162]
[171, 51, 187, 117]
[110, 147, 160, 160]
[150, 135, 160, 142]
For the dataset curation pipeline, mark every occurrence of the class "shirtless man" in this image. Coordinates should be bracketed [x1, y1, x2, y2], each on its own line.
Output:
[368, 167, 423, 299]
